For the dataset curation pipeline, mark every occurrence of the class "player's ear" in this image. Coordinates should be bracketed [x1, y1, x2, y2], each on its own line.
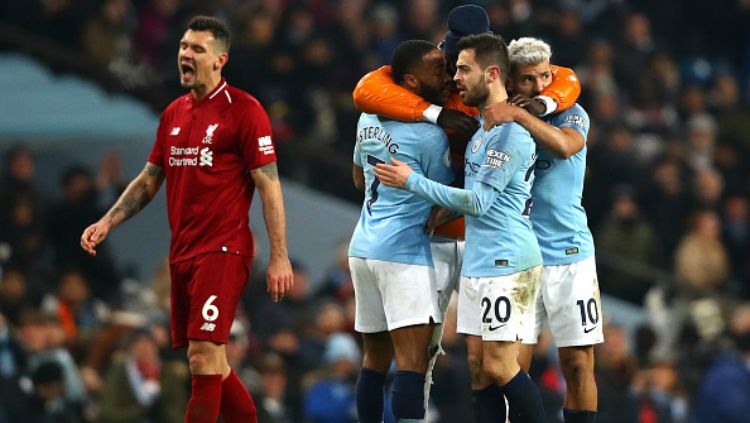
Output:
[486, 66, 500, 83]
[404, 73, 419, 92]
[215, 53, 228, 70]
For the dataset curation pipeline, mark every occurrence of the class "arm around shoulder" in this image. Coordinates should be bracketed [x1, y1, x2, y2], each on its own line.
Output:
[352, 65, 431, 122]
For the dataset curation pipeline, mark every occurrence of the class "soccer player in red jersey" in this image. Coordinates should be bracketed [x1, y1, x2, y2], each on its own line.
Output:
[80, 16, 293, 423]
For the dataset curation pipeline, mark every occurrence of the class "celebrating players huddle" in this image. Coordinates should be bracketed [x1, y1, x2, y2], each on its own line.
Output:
[349, 5, 602, 423]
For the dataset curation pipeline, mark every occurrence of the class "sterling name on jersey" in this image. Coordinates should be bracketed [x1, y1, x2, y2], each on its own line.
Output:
[531, 103, 594, 265]
[348, 114, 453, 266]
[462, 119, 542, 277]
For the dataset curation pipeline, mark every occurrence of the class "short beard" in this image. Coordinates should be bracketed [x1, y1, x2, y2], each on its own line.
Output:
[463, 74, 488, 108]
[419, 84, 445, 106]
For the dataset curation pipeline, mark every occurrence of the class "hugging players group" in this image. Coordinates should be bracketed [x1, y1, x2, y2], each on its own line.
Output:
[348, 5, 602, 423]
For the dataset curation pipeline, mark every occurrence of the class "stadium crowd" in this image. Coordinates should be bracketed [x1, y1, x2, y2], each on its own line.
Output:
[1, 0, 750, 422]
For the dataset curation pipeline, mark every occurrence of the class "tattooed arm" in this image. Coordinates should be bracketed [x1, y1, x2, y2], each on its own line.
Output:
[81, 162, 165, 256]
[251, 162, 293, 302]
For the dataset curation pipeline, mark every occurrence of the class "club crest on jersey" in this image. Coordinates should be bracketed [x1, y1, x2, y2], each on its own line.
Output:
[471, 135, 482, 153]
[202, 123, 219, 144]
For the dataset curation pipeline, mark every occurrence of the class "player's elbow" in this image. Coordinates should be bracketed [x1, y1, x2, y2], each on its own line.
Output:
[464, 200, 486, 217]
[554, 141, 583, 160]
[554, 147, 574, 160]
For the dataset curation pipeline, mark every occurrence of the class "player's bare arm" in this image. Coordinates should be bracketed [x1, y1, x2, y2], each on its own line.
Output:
[352, 164, 365, 191]
[483, 101, 584, 159]
[251, 162, 294, 302]
[80, 162, 164, 256]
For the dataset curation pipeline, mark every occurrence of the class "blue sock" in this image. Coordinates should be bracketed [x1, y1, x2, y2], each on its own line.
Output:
[501, 370, 548, 423]
[471, 384, 506, 423]
[564, 409, 596, 423]
[391, 370, 425, 420]
[356, 368, 387, 423]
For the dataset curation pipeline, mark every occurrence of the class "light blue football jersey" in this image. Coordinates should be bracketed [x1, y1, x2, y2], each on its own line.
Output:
[462, 119, 542, 277]
[531, 104, 595, 265]
[348, 113, 454, 266]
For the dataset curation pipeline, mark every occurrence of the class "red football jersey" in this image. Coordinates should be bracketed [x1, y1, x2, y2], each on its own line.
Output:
[148, 79, 277, 263]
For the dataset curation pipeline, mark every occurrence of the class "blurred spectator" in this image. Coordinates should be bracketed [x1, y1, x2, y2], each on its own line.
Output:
[317, 241, 354, 302]
[615, 13, 657, 94]
[0, 146, 47, 272]
[82, 0, 134, 66]
[613, 361, 685, 423]
[586, 125, 646, 224]
[722, 196, 750, 292]
[22, 361, 85, 423]
[249, 259, 312, 343]
[0, 146, 37, 206]
[17, 311, 88, 406]
[712, 72, 750, 153]
[597, 324, 639, 422]
[695, 304, 750, 422]
[0, 313, 27, 422]
[40, 270, 109, 357]
[257, 353, 293, 423]
[596, 186, 664, 303]
[692, 167, 724, 209]
[47, 162, 122, 301]
[403, 0, 439, 40]
[134, 0, 182, 72]
[686, 114, 718, 171]
[0, 267, 37, 325]
[674, 210, 730, 295]
[302, 332, 359, 423]
[99, 328, 184, 423]
[644, 157, 691, 255]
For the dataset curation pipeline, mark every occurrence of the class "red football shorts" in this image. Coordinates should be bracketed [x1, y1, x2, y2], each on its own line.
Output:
[169, 252, 252, 348]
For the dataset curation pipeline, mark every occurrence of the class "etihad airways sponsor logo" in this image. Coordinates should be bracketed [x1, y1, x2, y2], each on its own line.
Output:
[169, 146, 213, 167]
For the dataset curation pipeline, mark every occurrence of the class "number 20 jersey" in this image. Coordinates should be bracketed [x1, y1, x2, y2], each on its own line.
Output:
[348, 113, 454, 266]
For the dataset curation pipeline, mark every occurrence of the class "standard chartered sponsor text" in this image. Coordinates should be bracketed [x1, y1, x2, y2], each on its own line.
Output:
[170, 146, 199, 166]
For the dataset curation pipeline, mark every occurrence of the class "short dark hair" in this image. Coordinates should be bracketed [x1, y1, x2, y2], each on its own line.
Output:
[391, 40, 438, 84]
[187, 16, 230, 52]
[456, 34, 509, 83]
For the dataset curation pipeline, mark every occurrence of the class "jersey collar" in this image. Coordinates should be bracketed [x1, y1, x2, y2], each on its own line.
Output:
[190, 78, 227, 106]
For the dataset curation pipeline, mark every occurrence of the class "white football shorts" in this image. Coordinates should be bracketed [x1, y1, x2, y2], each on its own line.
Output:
[522, 255, 604, 347]
[350, 257, 441, 333]
[457, 266, 542, 342]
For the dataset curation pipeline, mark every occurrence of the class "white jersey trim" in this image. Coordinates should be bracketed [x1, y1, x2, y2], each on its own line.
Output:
[209, 81, 228, 100]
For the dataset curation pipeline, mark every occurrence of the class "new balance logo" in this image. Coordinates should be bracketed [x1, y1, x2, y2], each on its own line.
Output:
[200, 322, 216, 332]
[199, 147, 213, 167]
[171, 127, 181, 136]
[202, 123, 219, 144]
[258, 135, 274, 155]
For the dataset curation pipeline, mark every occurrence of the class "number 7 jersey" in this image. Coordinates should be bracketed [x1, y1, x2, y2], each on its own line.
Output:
[348, 113, 454, 266]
